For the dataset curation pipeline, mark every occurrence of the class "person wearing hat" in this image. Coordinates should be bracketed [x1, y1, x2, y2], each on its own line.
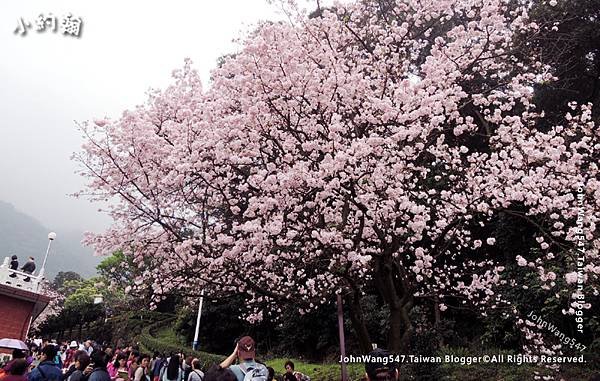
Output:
[364, 348, 399, 381]
[63, 342, 79, 371]
[219, 336, 268, 381]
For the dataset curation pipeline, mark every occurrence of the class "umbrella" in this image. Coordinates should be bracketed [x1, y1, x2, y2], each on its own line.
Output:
[0, 338, 28, 350]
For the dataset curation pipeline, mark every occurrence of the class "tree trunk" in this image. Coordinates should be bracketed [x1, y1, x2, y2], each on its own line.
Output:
[388, 295, 414, 352]
[433, 295, 444, 347]
[346, 290, 373, 354]
[373, 252, 415, 353]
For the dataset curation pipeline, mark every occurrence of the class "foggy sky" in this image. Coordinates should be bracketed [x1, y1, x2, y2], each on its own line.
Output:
[0, 0, 288, 234]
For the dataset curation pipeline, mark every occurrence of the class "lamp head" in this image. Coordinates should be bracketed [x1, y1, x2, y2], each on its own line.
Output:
[48, 232, 57, 241]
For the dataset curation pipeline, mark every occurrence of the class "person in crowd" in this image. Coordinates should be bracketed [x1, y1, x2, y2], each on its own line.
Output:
[60, 344, 68, 366]
[282, 374, 295, 381]
[88, 352, 111, 381]
[364, 348, 399, 381]
[66, 353, 90, 381]
[182, 357, 192, 381]
[219, 336, 268, 381]
[9, 255, 18, 277]
[161, 355, 181, 381]
[83, 342, 94, 357]
[2, 359, 28, 381]
[187, 359, 203, 381]
[150, 353, 165, 381]
[148, 353, 161, 381]
[62, 350, 86, 381]
[107, 353, 127, 381]
[21, 257, 36, 282]
[27, 345, 61, 381]
[203, 366, 235, 381]
[133, 355, 150, 381]
[283, 361, 309, 381]
[63, 342, 79, 371]
[266, 368, 274, 381]
[127, 352, 140, 370]
[54, 345, 63, 369]
[116, 353, 130, 381]
[2, 349, 26, 374]
[128, 358, 138, 381]
[25, 350, 35, 368]
[148, 353, 157, 377]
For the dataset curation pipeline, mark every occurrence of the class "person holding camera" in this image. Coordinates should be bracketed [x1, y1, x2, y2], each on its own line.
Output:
[219, 336, 267, 381]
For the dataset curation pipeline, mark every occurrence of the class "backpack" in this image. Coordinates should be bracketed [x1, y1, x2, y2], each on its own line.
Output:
[239, 362, 268, 381]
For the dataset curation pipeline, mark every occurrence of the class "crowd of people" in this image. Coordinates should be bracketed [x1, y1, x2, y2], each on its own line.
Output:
[0, 337, 398, 381]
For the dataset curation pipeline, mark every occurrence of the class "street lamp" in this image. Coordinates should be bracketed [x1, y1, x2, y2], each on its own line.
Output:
[39, 232, 56, 278]
[192, 289, 204, 351]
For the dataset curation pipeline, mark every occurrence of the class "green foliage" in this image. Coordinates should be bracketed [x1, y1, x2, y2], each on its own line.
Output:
[53, 271, 84, 294]
[64, 278, 100, 309]
[265, 358, 364, 381]
[173, 297, 344, 361]
[136, 318, 222, 370]
[353, 293, 389, 349]
[406, 334, 443, 380]
[173, 296, 258, 356]
[96, 251, 133, 291]
[271, 301, 340, 360]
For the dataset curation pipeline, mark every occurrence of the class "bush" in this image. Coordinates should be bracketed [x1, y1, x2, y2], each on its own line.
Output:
[136, 318, 223, 370]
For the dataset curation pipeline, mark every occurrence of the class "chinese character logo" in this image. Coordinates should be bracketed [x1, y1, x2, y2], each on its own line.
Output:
[14, 13, 83, 37]
[35, 13, 57, 32]
[60, 13, 82, 36]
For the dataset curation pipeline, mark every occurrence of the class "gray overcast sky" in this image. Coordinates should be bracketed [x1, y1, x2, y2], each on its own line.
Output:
[0, 0, 293, 233]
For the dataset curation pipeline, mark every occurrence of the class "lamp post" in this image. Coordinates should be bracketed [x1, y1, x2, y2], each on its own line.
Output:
[192, 289, 204, 350]
[337, 292, 348, 381]
[39, 232, 56, 278]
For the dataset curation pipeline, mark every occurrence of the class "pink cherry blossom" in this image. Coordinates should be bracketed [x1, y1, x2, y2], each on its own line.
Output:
[73, 0, 600, 354]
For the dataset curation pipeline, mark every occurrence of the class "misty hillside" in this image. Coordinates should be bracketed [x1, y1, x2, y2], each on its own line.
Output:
[0, 201, 101, 280]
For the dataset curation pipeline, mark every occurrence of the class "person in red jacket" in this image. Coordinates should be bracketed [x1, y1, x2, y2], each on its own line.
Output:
[63, 342, 79, 371]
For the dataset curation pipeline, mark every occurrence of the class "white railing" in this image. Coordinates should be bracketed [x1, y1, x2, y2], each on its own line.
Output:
[0, 257, 44, 293]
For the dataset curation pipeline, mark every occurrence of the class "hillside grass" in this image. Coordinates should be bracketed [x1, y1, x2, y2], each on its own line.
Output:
[265, 358, 364, 381]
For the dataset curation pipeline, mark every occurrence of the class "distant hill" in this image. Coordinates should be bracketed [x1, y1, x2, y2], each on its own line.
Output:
[0, 201, 101, 280]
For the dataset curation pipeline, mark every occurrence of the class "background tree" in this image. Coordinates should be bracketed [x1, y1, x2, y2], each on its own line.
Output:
[52, 271, 84, 294]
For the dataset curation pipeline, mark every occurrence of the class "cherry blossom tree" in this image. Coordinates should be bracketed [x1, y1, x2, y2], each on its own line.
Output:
[31, 282, 65, 332]
[75, 0, 599, 354]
